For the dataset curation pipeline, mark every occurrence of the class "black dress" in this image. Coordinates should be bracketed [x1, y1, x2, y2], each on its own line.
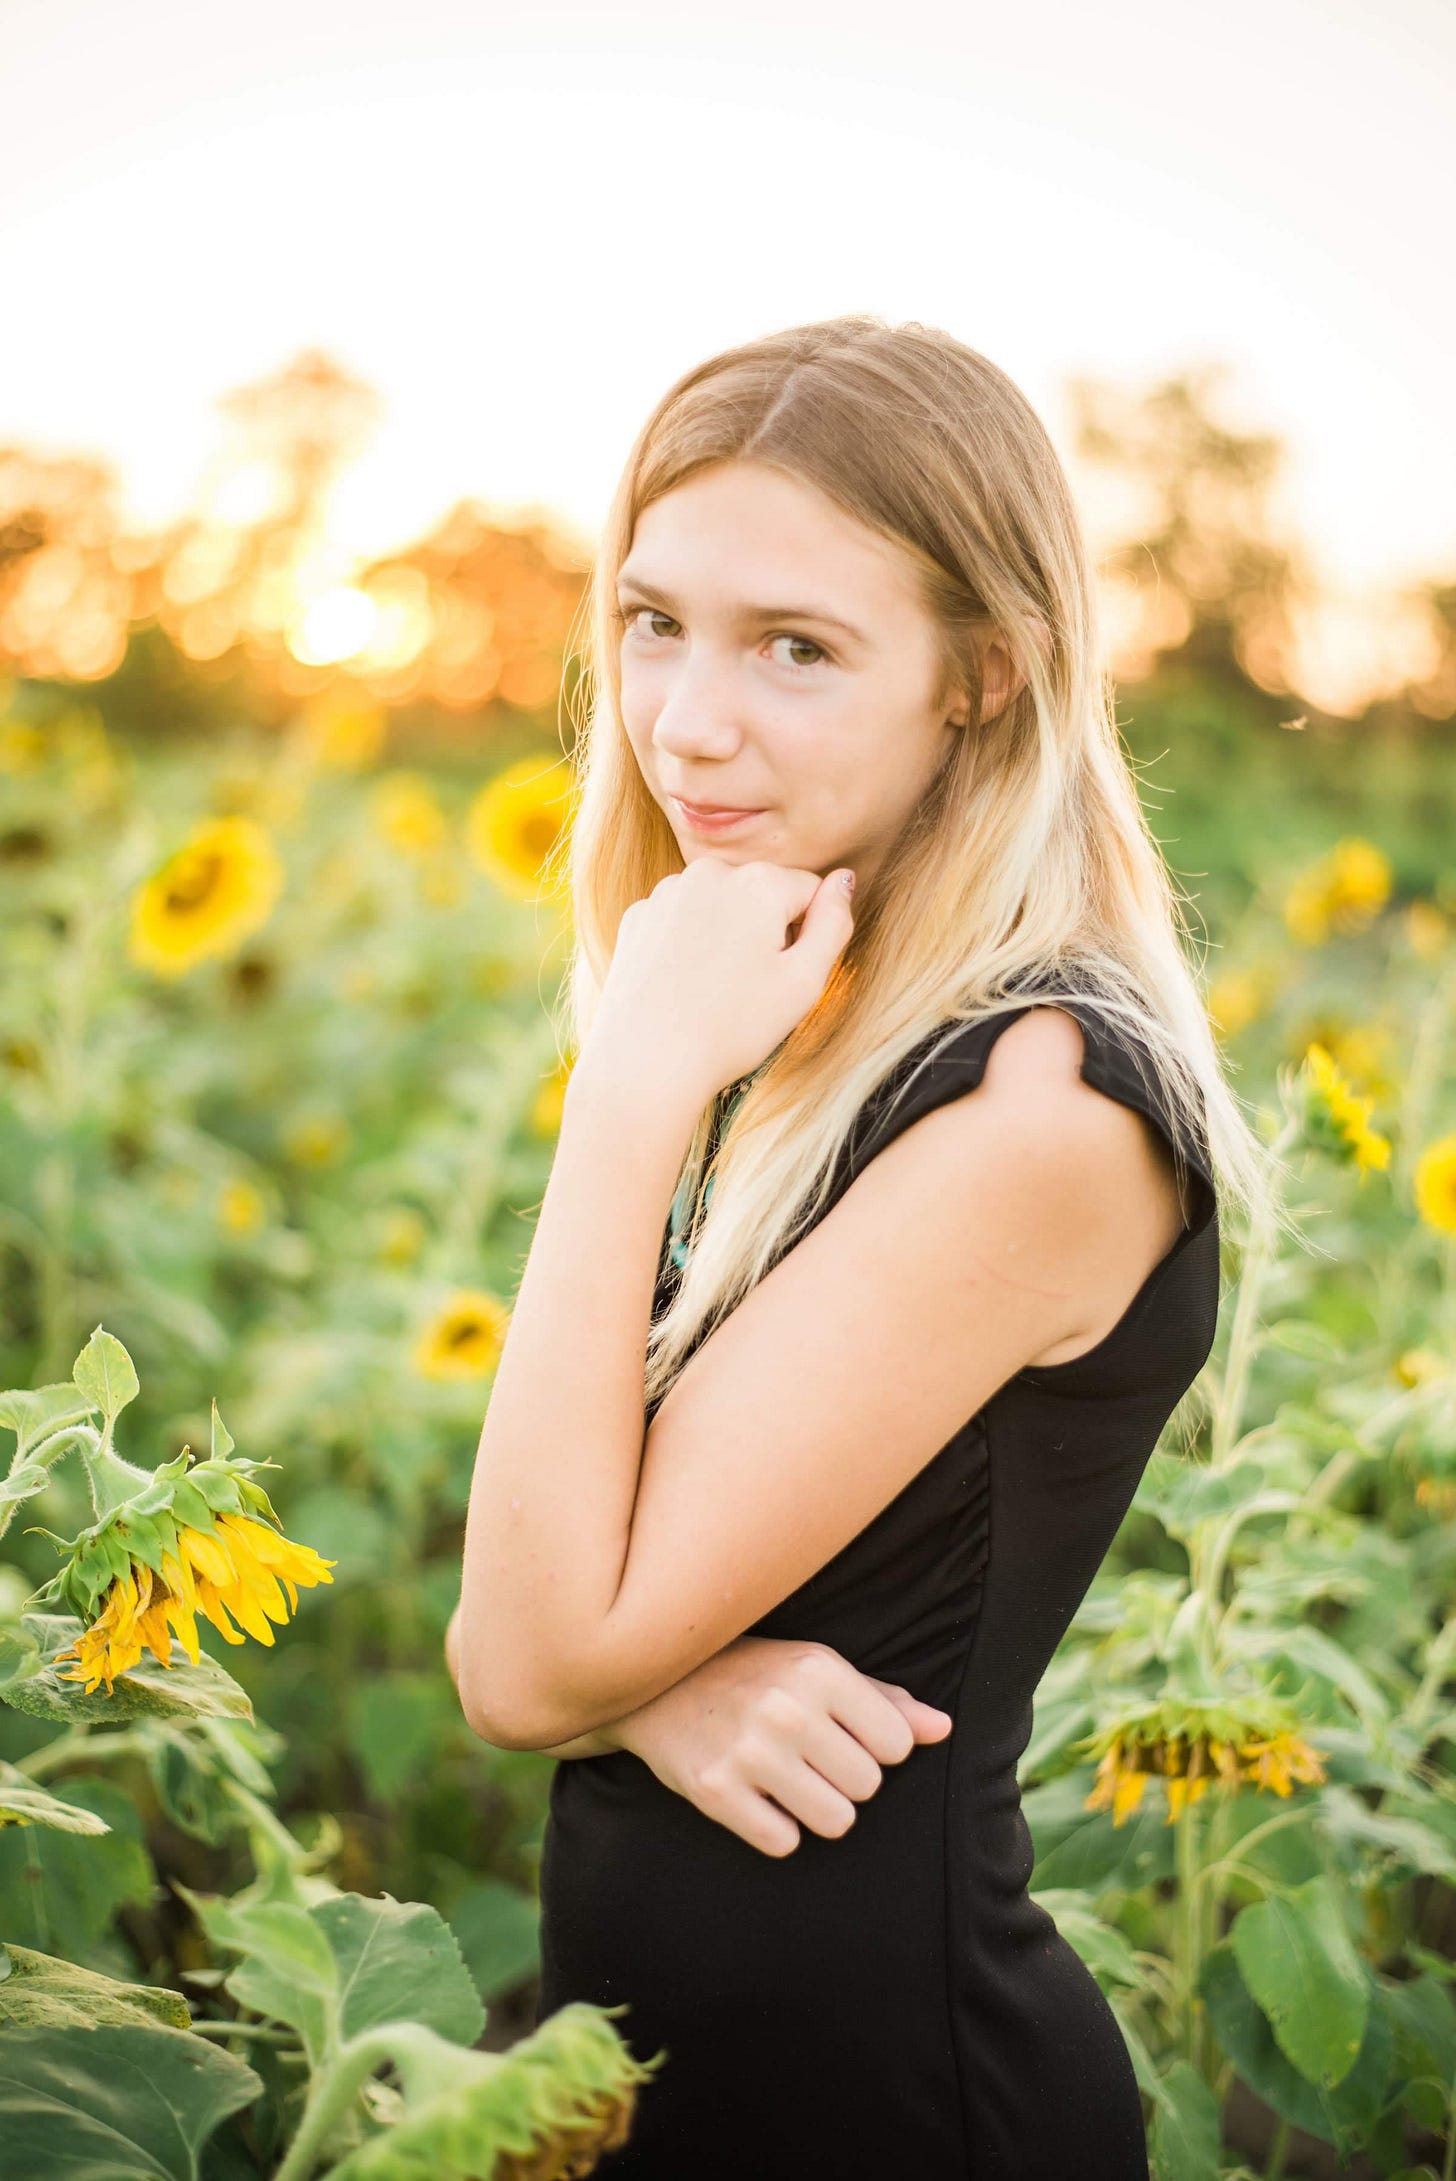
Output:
[534, 996, 1221, 2179]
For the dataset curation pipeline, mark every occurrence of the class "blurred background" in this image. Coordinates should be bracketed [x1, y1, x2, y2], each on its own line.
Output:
[2, 3, 1454, 2168]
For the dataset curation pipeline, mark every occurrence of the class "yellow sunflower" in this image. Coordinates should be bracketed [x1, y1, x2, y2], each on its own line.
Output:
[1299, 1019, 1395, 1105]
[1301, 1042, 1392, 1177]
[1282, 836, 1392, 947]
[378, 1205, 428, 1267]
[1205, 969, 1268, 1041]
[0, 720, 46, 772]
[463, 757, 574, 903]
[54, 1511, 334, 1695]
[31, 1419, 336, 1698]
[129, 816, 285, 979]
[1413, 1135, 1456, 1237]
[1084, 1698, 1327, 1828]
[281, 1112, 352, 1167]
[1394, 1347, 1450, 1388]
[218, 1179, 266, 1234]
[413, 1290, 512, 1380]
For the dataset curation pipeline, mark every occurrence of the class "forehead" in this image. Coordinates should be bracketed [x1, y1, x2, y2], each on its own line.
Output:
[623, 462, 924, 619]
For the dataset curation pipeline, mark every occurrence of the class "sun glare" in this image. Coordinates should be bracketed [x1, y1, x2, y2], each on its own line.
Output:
[289, 585, 379, 666]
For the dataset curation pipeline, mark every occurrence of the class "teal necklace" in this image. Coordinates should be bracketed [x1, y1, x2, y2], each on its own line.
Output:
[665, 1061, 772, 1274]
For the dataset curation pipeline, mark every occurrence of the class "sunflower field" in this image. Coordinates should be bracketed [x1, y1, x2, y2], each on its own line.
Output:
[1, 653, 1455, 2180]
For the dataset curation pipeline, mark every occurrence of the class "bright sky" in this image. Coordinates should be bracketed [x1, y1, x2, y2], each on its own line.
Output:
[3, 0, 1453, 649]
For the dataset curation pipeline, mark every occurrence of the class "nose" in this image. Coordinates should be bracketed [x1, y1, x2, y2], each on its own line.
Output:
[650, 679, 747, 765]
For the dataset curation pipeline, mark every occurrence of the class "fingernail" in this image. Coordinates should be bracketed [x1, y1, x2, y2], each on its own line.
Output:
[840, 869, 855, 896]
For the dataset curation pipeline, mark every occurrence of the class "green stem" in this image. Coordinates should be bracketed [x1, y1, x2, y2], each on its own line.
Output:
[22, 1827, 52, 1953]
[1209, 1110, 1301, 1472]
[1409, 1619, 1456, 1736]
[192, 2020, 305, 2048]
[1176, 1791, 1208, 2072]
[225, 1777, 312, 1864]
[1198, 1802, 1309, 1886]
[13, 1420, 102, 1477]
[35, 882, 99, 1384]
[271, 2024, 400, 2181]
[1264, 2114, 1291, 2179]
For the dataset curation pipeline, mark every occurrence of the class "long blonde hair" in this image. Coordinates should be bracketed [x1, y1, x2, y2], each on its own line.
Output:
[549, 313, 1285, 1414]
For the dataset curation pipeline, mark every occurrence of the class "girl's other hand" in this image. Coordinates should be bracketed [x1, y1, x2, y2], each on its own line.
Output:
[608, 1634, 951, 1856]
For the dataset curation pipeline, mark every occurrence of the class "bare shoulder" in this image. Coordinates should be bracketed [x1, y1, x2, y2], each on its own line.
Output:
[944, 1002, 1188, 1362]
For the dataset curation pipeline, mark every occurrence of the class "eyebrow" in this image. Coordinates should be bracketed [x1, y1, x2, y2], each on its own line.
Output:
[614, 569, 869, 645]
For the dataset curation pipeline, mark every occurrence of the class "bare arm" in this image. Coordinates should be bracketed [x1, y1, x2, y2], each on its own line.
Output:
[446, 1601, 952, 1857]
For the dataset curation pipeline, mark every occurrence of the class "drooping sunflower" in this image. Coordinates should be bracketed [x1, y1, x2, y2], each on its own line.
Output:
[413, 1290, 512, 1381]
[1082, 1695, 1328, 1828]
[319, 2003, 664, 2181]
[1414, 1135, 1456, 1237]
[129, 816, 285, 979]
[463, 757, 574, 903]
[1301, 1042, 1392, 1178]
[32, 1438, 335, 1697]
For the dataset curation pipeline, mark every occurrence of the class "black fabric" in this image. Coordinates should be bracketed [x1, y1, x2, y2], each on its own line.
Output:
[535, 999, 1220, 2179]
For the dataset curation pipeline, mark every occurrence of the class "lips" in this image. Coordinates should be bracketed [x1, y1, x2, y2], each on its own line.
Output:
[674, 797, 761, 816]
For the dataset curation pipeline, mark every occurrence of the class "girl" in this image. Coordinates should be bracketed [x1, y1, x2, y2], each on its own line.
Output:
[451, 314, 1271, 2177]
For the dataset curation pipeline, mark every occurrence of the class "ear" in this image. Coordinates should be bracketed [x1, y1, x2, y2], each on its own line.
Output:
[975, 638, 1022, 725]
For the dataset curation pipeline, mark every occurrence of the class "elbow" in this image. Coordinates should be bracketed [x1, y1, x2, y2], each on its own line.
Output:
[456, 1653, 573, 1752]
[452, 1596, 605, 1749]
[455, 1651, 533, 1749]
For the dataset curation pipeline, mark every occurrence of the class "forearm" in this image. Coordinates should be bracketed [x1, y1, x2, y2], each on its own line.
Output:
[455, 1068, 702, 1739]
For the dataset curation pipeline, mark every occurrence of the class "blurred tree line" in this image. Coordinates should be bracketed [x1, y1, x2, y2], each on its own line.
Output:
[1, 348, 1451, 903]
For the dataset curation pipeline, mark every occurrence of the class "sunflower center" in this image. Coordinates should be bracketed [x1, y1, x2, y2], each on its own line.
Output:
[164, 850, 227, 915]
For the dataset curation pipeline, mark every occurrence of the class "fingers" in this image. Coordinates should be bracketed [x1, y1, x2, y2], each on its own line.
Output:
[688, 1757, 803, 1858]
[907, 1698, 954, 1741]
[738, 1723, 870, 1840]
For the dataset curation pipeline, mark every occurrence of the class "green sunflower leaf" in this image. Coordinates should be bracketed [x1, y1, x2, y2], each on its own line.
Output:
[0, 1760, 113, 1835]
[0, 2021, 261, 2180]
[0, 1941, 192, 2031]
[71, 1328, 141, 1427]
[2, 1613, 255, 1726]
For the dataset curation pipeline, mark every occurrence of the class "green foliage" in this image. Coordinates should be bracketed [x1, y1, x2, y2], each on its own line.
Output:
[2, 675, 1455, 2173]
[0, 2021, 263, 2179]
[0, 1941, 194, 2030]
[177, 1884, 488, 2063]
[0, 1775, 154, 1960]
[2, 1610, 256, 1725]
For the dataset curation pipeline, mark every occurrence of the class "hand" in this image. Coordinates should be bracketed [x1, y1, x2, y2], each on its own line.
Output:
[583, 858, 856, 1107]
[608, 1636, 952, 1857]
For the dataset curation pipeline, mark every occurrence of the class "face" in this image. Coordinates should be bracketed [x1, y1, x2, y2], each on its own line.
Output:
[615, 460, 988, 892]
